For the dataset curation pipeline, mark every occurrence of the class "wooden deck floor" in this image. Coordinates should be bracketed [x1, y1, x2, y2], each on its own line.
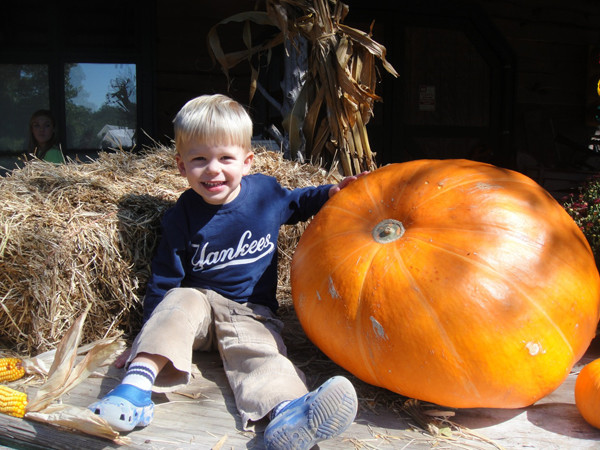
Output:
[1, 337, 600, 449]
[0, 350, 434, 450]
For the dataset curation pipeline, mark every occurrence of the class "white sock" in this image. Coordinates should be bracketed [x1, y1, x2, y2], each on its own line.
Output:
[121, 362, 157, 392]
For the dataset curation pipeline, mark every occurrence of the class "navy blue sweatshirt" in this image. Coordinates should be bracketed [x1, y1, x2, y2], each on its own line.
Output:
[143, 173, 332, 322]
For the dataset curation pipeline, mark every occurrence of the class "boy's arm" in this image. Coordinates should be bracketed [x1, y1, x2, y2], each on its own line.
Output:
[142, 211, 187, 321]
[285, 184, 333, 224]
[143, 244, 186, 322]
[283, 171, 369, 224]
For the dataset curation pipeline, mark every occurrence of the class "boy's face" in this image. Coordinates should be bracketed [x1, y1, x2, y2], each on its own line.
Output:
[176, 142, 254, 205]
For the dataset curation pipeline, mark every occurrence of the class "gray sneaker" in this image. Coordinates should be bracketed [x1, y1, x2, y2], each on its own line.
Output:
[263, 376, 358, 450]
[89, 384, 154, 432]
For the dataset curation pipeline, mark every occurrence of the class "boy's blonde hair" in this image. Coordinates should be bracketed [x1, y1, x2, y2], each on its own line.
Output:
[173, 94, 253, 153]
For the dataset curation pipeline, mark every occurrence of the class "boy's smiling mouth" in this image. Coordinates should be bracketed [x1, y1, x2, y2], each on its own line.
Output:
[202, 181, 227, 192]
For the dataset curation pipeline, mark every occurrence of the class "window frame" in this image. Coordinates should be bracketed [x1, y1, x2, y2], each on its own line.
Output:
[0, 1, 155, 158]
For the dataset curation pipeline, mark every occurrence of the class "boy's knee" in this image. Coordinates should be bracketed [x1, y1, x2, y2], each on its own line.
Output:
[156, 287, 210, 316]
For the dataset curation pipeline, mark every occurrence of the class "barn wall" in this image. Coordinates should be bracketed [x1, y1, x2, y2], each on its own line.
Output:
[477, 0, 600, 173]
[2, 0, 598, 190]
[144, 0, 600, 179]
[154, 0, 280, 143]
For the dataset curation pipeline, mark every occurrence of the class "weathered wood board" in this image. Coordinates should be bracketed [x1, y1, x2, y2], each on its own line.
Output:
[0, 351, 434, 450]
[1, 341, 600, 449]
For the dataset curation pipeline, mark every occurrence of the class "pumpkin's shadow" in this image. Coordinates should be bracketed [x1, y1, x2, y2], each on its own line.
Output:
[451, 402, 600, 443]
[451, 406, 524, 429]
[526, 403, 600, 441]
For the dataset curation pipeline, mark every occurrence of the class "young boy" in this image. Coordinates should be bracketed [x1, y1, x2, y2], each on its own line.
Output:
[89, 94, 361, 449]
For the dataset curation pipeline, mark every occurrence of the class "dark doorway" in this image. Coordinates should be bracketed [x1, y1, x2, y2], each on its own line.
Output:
[347, 0, 515, 168]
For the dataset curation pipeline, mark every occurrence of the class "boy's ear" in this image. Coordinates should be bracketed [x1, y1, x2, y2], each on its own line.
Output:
[175, 154, 186, 177]
[243, 151, 254, 175]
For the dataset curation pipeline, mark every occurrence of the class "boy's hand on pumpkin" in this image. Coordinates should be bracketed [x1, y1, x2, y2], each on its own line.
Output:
[329, 171, 369, 197]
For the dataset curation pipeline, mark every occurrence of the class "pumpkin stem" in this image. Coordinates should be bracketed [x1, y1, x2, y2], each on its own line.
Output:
[373, 219, 405, 243]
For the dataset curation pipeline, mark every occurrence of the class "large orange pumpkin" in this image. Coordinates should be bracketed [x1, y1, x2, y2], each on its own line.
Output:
[575, 358, 600, 428]
[291, 159, 600, 408]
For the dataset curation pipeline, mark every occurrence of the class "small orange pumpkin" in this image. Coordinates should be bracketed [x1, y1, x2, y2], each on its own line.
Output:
[291, 159, 600, 408]
[575, 358, 600, 428]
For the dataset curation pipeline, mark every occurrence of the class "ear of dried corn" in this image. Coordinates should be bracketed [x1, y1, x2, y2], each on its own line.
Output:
[0, 385, 27, 418]
[0, 358, 25, 382]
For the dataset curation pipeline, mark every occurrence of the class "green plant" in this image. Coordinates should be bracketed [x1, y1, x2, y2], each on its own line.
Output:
[562, 175, 600, 259]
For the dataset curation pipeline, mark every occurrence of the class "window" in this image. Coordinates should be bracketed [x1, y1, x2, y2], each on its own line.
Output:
[0, 63, 137, 155]
[65, 63, 137, 150]
[1, 1, 152, 171]
[0, 64, 50, 154]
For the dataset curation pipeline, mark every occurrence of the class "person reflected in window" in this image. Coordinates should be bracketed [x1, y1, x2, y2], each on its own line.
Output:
[28, 109, 65, 163]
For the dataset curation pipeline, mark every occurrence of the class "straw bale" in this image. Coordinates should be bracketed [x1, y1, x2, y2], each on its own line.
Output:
[0, 145, 333, 355]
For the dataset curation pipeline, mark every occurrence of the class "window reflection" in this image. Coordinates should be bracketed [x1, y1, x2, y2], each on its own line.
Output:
[0, 64, 49, 154]
[65, 63, 137, 150]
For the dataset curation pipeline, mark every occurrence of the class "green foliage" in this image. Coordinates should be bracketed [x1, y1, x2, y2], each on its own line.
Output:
[563, 175, 600, 258]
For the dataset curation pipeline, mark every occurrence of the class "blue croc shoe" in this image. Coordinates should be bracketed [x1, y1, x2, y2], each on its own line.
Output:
[263, 376, 358, 450]
[89, 383, 154, 432]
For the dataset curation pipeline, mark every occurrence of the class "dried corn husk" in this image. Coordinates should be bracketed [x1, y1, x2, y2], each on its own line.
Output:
[207, 0, 398, 175]
[23, 307, 129, 444]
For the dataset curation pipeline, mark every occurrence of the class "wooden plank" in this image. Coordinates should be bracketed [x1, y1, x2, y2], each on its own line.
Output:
[2, 343, 600, 448]
[0, 351, 434, 449]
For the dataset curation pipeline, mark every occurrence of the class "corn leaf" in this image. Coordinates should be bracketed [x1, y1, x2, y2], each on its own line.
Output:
[26, 307, 123, 412]
[209, 0, 398, 175]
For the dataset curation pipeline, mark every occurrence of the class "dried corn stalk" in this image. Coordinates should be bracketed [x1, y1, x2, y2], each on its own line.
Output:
[207, 0, 398, 175]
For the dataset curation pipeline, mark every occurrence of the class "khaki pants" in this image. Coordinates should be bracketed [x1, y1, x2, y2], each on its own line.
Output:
[128, 287, 309, 430]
